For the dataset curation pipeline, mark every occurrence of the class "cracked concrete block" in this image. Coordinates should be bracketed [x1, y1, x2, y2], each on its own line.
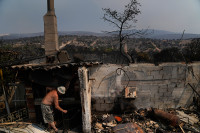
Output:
[164, 91, 172, 97]
[145, 75, 154, 80]
[139, 84, 150, 91]
[172, 67, 178, 79]
[168, 83, 177, 88]
[178, 73, 186, 80]
[163, 73, 172, 79]
[122, 71, 136, 80]
[158, 92, 164, 97]
[134, 71, 145, 80]
[163, 66, 173, 72]
[167, 87, 174, 92]
[158, 88, 168, 93]
[159, 84, 168, 89]
[172, 88, 184, 97]
[151, 71, 162, 79]
[177, 82, 185, 88]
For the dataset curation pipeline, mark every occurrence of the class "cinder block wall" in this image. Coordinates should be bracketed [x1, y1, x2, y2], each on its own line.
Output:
[89, 63, 200, 112]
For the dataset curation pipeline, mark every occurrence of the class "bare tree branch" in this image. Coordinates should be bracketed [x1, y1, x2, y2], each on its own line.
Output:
[102, 0, 146, 63]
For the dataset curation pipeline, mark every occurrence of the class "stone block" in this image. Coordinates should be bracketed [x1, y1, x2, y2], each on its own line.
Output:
[158, 92, 164, 97]
[163, 73, 172, 79]
[137, 91, 151, 96]
[159, 84, 168, 89]
[177, 82, 185, 88]
[121, 81, 138, 86]
[145, 66, 162, 71]
[168, 83, 177, 88]
[178, 66, 186, 74]
[150, 92, 156, 98]
[167, 87, 174, 93]
[151, 71, 162, 79]
[139, 84, 150, 91]
[177, 73, 186, 80]
[122, 71, 136, 80]
[163, 66, 173, 72]
[163, 91, 172, 97]
[172, 67, 178, 79]
[134, 71, 145, 80]
[145, 75, 154, 80]
[172, 88, 184, 97]
[158, 88, 167, 94]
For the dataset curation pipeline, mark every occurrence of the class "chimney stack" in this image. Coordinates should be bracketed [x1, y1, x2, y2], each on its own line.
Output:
[44, 0, 59, 59]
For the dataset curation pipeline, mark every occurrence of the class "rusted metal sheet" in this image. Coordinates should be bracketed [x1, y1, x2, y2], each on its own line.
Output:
[125, 87, 137, 98]
[113, 123, 144, 133]
[11, 62, 102, 70]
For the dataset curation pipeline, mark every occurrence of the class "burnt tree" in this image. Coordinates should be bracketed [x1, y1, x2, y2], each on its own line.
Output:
[102, 0, 142, 63]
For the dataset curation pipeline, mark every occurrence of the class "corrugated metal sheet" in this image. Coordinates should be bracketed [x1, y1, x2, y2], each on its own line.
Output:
[11, 62, 102, 70]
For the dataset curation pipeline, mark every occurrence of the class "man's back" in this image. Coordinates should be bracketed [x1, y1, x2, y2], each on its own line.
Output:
[42, 90, 57, 105]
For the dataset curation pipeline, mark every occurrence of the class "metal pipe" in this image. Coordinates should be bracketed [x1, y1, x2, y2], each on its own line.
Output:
[150, 108, 180, 127]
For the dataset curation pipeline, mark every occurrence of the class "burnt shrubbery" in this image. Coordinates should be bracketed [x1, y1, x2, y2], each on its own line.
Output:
[137, 38, 200, 64]
[153, 38, 200, 64]
[65, 38, 200, 64]
[153, 47, 183, 63]
[1, 36, 200, 65]
[183, 38, 200, 63]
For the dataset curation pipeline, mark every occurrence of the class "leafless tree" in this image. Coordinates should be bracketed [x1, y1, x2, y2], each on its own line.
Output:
[103, 0, 145, 63]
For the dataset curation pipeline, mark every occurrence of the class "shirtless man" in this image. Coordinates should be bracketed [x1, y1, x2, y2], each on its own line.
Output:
[41, 86, 67, 132]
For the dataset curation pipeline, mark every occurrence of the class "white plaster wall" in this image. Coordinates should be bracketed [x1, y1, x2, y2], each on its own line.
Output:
[89, 63, 200, 111]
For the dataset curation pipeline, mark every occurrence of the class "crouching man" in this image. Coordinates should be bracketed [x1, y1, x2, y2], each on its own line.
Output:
[41, 86, 67, 132]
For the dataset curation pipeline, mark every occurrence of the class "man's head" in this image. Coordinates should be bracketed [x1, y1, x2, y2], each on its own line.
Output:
[57, 86, 66, 94]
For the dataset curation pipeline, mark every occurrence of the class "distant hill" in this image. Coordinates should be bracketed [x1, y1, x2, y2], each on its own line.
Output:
[143, 29, 200, 39]
[0, 30, 200, 40]
[0, 32, 43, 40]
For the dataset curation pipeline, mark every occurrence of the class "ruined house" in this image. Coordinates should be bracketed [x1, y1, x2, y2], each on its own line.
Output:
[1, 0, 200, 133]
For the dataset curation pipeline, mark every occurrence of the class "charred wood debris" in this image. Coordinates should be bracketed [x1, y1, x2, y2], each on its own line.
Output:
[92, 104, 200, 133]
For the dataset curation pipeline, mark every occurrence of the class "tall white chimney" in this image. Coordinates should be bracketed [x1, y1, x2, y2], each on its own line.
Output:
[44, 0, 59, 57]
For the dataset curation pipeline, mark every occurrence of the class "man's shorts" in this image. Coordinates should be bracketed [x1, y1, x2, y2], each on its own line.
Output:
[41, 103, 54, 123]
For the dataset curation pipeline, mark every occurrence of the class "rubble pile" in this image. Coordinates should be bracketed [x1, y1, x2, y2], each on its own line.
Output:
[92, 107, 200, 133]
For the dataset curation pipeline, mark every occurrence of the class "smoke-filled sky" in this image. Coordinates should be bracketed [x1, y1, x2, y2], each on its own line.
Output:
[0, 0, 200, 34]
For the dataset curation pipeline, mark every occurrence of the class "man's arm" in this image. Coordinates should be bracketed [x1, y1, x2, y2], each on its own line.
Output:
[53, 92, 67, 113]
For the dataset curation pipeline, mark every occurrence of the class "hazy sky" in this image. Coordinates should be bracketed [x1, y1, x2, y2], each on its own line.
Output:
[0, 0, 200, 34]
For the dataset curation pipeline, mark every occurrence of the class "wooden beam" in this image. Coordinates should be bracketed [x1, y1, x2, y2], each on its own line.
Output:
[78, 67, 91, 133]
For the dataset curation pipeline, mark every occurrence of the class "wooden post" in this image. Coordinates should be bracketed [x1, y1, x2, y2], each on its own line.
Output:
[78, 67, 91, 133]
[0, 69, 10, 114]
[2, 86, 10, 114]
[25, 87, 36, 122]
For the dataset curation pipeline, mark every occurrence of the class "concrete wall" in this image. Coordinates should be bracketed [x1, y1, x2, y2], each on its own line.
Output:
[89, 63, 200, 112]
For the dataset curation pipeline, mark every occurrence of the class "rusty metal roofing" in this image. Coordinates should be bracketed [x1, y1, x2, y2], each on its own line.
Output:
[11, 62, 102, 70]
